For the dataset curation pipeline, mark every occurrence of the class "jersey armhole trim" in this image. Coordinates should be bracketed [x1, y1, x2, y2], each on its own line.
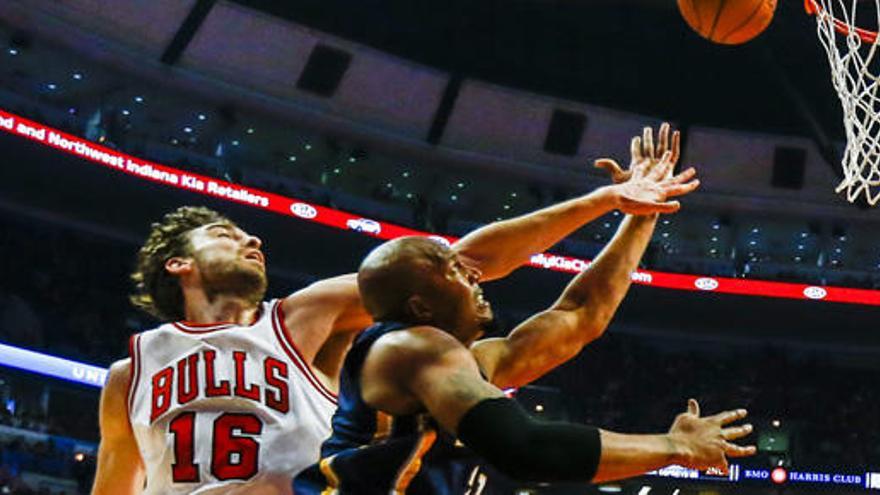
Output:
[127, 333, 142, 415]
[271, 300, 339, 405]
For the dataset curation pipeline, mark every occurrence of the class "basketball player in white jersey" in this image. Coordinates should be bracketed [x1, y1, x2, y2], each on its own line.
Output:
[91, 123, 699, 494]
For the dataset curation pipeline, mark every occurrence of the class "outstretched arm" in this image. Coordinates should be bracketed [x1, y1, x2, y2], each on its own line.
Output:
[471, 213, 657, 388]
[452, 124, 687, 281]
[471, 124, 698, 388]
[363, 327, 753, 484]
[91, 360, 145, 495]
[451, 188, 618, 281]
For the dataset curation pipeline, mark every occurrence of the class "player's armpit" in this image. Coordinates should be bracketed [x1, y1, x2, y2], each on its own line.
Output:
[281, 273, 373, 362]
[361, 326, 505, 435]
[91, 359, 145, 495]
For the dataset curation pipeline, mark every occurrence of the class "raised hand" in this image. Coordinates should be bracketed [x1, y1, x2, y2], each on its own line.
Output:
[594, 123, 700, 215]
[668, 399, 757, 474]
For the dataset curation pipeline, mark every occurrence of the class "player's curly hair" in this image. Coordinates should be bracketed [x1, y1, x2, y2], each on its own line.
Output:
[130, 206, 231, 321]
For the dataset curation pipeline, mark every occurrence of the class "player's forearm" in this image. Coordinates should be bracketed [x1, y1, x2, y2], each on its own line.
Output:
[452, 186, 617, 281]
[592, 430, 685, 483]
[457, 398, 685, 484]
[555, 212, 657, 321]
[91, 448, 145, 495]
[478, 213, 658, 388]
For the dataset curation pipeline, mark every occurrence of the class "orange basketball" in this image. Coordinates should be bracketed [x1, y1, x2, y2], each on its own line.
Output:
[677, 0, 778, 45]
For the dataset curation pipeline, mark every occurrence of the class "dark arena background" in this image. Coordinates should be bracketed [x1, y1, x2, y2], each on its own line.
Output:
[0, 0, 880, 494]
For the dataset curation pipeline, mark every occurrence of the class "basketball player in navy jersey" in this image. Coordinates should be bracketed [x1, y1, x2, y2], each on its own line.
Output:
[93, 123, 699, 494]
[294, 125, 754, 494]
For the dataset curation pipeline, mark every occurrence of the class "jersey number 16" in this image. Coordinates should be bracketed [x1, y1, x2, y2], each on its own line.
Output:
[169, 412, 263, 482]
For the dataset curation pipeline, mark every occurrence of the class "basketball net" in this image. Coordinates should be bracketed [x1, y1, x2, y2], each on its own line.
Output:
[807, 0, 880, 204]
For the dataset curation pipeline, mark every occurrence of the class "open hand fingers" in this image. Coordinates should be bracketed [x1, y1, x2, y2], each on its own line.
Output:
[662, 179, 700, 197]
[721, 424, 753, 441]
[671, 130, 681, 165]
[594, 159, 630, 184]
[631, 136, 644, 165]
[642, 126, 655, 160]
[669, 167, 696, 184]
[708, 408, 749, 426]
[657, 122, 670, 158]
[652, 200, 681, 214]
[648, 151, 674, 180]
[687, 398, 700, 417]
[723, 441, 757, 458]
[620, 199, 681, 215]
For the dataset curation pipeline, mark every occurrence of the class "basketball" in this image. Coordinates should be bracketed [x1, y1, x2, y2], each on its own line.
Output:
[677, 0, 778, 45]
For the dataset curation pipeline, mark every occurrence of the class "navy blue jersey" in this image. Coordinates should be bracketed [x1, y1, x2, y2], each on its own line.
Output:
[294, 321, 488, 495]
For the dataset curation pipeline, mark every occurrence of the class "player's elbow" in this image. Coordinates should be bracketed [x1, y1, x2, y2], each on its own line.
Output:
[582, 306, 615, 340]
[556, 306, 612, 347]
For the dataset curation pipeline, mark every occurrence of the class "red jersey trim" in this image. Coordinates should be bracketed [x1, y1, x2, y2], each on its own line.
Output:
[127, 334, 142, 414]
[271, 300, 338, 405]
[172, 306, 264, 333]
[172, 322, 235, 333]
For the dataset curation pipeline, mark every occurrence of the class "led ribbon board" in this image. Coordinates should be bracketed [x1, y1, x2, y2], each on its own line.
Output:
[2, 108, 880, 305]
[648, 465, 880, 490]
[0, 342, 107, 387]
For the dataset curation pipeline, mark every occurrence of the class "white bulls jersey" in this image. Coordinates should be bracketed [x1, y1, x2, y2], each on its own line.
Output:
[127, 299, 338, 495]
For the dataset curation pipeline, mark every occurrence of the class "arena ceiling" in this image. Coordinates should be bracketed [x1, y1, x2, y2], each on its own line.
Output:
[234, 0, 843, 146]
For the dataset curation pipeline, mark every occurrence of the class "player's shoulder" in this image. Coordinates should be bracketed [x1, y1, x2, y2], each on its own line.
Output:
[109, 357, 131, 373]
[372, 325, 468, 364]
[364, 326, 477, 394]
[99, 358, 136, 436]
[103, 358, 132, 394]
[133, 319, 175, 337]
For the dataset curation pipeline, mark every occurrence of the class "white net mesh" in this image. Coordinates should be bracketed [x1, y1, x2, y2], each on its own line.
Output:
[811, 0, 880, 204]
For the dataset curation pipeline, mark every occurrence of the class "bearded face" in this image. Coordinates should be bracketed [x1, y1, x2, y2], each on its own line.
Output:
[184, 223, 268, 305]
[194, 248, 267, 305]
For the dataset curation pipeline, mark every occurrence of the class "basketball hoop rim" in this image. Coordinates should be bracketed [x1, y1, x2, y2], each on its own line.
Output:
[805, 0, 879, 43]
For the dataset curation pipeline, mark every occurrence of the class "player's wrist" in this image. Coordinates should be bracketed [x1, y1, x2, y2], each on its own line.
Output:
[593, 185, 622, 212]
[665, 433, 694, 467]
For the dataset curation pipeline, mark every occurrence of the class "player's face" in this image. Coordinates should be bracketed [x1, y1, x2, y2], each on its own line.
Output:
[434, 253, 493, 344]
[185, 222, 267, 303]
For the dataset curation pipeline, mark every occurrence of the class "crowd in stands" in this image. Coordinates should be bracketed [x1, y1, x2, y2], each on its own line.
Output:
[0, 435, 92, 495]
[0, 396, 93, 494]
[542, 334, 880, 470]
[0, 215, 144, 366]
